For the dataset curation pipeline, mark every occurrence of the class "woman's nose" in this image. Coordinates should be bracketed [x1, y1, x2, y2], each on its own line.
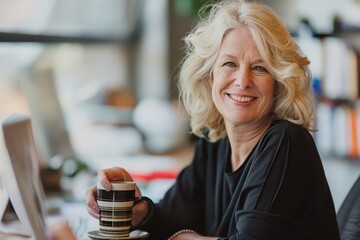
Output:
[234, 66, 251, 89]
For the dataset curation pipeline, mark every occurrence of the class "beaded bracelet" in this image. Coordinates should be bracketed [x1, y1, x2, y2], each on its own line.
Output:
[168, 229, 197, 240]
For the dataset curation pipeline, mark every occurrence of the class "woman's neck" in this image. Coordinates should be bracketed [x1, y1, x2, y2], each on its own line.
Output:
[226, 116, 273, 171]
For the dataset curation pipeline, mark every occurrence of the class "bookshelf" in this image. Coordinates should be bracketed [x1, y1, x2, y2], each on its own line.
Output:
[304, 28, 360, 160]
[298, 26, 360, 211]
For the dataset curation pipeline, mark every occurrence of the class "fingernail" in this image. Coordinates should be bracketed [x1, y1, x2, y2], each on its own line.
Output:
[93, 205, 99, 213]
[93, 212, 100, 219]
[104, 183, 111, 191]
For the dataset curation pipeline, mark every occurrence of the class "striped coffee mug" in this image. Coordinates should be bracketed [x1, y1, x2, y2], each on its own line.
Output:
[97, 181, 151, 237]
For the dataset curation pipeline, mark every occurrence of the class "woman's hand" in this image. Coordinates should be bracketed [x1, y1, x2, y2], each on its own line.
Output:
[85, 166, 150, 227]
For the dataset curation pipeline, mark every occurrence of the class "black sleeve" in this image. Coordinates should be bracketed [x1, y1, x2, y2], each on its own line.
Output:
[222, 211, 302, 240]
[141, 139, 207, 240]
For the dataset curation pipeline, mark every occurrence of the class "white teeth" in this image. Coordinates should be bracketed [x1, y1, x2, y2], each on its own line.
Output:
[230, 94, 254, 102]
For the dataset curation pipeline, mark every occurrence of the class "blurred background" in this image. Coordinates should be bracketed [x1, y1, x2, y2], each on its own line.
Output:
[0, 0, 198, 205]
[0, 0, 360, 211]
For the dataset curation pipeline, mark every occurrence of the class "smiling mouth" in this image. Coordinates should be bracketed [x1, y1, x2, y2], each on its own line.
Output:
[229, 94, 256, 103]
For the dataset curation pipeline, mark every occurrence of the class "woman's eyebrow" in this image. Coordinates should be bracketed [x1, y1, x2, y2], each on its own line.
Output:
[252, 59, 266, 64]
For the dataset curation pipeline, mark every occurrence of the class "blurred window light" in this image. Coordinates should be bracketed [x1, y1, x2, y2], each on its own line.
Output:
[0, 0, 141, 38]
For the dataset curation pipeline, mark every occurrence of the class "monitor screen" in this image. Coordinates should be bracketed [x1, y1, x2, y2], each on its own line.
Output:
[0, 113, 48, 240]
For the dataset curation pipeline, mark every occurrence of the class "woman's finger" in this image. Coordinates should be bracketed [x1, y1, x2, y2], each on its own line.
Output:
[85, 185, 100, 219]
[97, 167, 134, 191]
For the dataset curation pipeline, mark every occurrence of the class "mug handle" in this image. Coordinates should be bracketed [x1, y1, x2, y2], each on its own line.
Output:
[132, 196, 154, 230]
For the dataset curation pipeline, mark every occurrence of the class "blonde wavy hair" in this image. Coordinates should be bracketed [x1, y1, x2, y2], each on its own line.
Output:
[179, 0, 313, 142]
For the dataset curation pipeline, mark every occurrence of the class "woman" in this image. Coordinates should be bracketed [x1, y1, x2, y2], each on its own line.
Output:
[86, 0, 340, 239]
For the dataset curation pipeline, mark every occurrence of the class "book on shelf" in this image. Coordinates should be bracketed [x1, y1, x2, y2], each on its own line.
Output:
[316, 101, 360, 160]
[323, 37, 359, 101]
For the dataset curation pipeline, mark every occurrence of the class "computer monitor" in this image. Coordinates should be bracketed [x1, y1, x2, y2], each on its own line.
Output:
[0, 113, 48, 240]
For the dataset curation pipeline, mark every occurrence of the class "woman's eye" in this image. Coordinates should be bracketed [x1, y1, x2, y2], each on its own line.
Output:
[253, 65, 268, 72]
[222, 62, 236, 67]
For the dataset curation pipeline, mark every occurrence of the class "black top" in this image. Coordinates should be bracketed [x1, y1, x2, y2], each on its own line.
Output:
[142, 120, 340, 239]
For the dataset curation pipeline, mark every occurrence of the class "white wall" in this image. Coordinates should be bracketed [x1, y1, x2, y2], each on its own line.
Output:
[322, 158, 360, 211]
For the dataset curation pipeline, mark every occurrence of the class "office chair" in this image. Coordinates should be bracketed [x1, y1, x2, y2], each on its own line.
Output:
[337, 175, 360, 240]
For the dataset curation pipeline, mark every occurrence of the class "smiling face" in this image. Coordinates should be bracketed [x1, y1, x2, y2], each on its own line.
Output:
[212, 25, 276, 128]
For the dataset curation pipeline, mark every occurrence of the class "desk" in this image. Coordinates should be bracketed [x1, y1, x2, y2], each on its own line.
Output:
[18, 143, 195, 239]
[48, 143, 195, 238]
[0, 198, 96, 240]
